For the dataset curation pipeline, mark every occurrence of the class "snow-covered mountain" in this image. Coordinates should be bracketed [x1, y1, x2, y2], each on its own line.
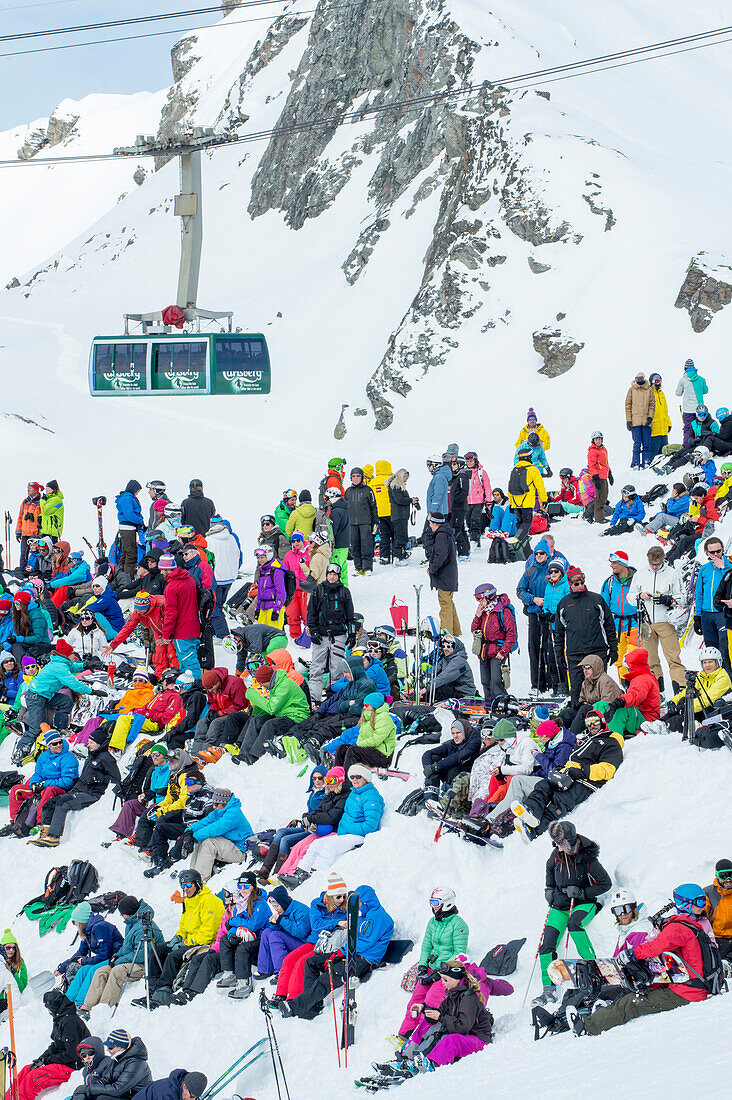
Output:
[1, 6, 732, 1095]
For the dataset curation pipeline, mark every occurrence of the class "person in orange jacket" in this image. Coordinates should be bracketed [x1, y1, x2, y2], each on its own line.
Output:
[107, 669, 156, 752]
[15, 482, 43, 571]
[101, 592, 177, 677]
[587, 430, 613, 524]
[704, 858, 732, 960]
[108, 671, 184, 752]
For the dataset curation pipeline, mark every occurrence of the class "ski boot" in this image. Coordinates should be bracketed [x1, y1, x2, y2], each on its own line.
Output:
[510, 800, 539, 828]
[532, 985, 558, 1007]
[565, 1004, 587, 1036]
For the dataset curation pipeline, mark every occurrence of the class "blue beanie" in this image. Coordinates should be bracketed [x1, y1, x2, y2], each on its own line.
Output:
[105, 1029, 131, 1051]
[364, 692, 385, 709]
[269, 885, 291, 911]
[534, 705, 551, 721]
[685, 359, 695, 370]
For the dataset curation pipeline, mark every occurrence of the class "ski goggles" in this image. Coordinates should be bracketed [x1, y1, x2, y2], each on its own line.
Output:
[717, 868, 732, 884]
[611, 903, 636, 916]
[438, 961, 466, 977]
[326, 563, 341, 575]
[260, 515, 276, 526]
[324, 775, 343, 785]
[585, 716, 604, 729]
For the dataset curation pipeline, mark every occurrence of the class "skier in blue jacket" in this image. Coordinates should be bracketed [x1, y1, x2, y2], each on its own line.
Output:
[30, 738, 79, 791]
[604, 486, 646, 536]
[188, 789, 253, 880]
[116, 479, 145, 577]
[256, 885, 312, 978]
[516, 538, 553, 693]
[423, 455, 452, 557]
[216, 873, 271, 998]
[47, 552, 92, 591]
[82, 576, 124, 636]
[15, 640, 99, 762]
[59, 902, 124, 1005]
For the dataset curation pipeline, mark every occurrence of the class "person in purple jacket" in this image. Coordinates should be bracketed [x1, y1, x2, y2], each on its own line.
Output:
[253, 545, 287, 630]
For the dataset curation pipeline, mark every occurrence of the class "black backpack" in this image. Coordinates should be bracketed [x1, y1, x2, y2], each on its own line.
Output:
[282, 568, 297, 605]
[66, 860, 100, 903]
[196, 581, 215, 626]
[318, 476, 329, 510]
[508, 464, 529, 497]
[117, 753, 154, 802]
[640, 483, 669, 505]
[489, 538, 511, 564]
[24, 865, 72, 912]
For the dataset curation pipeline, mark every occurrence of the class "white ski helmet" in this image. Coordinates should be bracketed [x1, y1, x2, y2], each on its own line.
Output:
[699, 646, 723, 666]
[325, 486, 342, 502]
[426, 454, 442, 468]
[254, 544, 274, 563]
[693, 446, 711, 462]
[429, 887, 456, 912]
[609, 888, 637, 913]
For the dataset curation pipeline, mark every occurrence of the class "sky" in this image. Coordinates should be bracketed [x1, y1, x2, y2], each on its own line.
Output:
[0, 0, 226, 129]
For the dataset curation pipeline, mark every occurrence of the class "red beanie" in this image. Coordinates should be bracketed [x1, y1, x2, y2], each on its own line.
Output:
[566, 566, 585, 583]
[254, 664, 274, 685]
[201, 669, 223, 691]
[14, 591, 32, 606]
[55, 639, 75, 659]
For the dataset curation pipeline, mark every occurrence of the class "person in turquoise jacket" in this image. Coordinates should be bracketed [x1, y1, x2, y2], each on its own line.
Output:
[47, 552, 92, 590]
[513, 436, 550, 476]
[338, 766, 385, 836]
[14, 640, 98, 762]
[189, 789, 254, 880]
[10, 591, 53, 655]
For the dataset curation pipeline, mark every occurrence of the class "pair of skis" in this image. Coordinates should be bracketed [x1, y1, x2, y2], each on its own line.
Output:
[3, 511, 12, 571]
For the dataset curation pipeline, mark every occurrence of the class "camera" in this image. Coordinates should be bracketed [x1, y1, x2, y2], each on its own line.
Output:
[92, 496, 107, 507]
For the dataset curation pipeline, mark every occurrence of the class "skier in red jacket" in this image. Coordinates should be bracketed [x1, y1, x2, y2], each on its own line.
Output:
[102, 592, 176, 676]
[159, 553, 201, 680]
[569, 883, 720, 1035]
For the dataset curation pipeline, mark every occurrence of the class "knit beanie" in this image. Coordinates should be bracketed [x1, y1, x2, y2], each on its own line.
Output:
[44, 729, 63, 746]
[268, 886, 291, 911]
[105, 1029, 131, 1052]
[363, 692, 385, 709]
[254, 664, 274, 685]
[201, 669, 223, 690]
[536, 720, 561, 740]
[92, 576, 108, 591]
[0, 597, 12, 611]
[158, 553, 176, 570]
[71, 902, 92, 924]
[450, 717, 472, 738]
[182, 1074, 207, 1098]
[117, 896, 140, 917]
[325, 873, 348, 897]
[55, 639, 75, 658]
[490, 718, 516, 741]
[325, 766, 345, 782]
[14, 591, 32, 606]
[347, 763, 372, 783]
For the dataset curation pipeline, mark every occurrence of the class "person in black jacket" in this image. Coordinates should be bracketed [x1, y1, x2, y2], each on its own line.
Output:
[73, 1038, 113, 1100]
[33, 730, 121, 845]
[307, 569, 357, 705]
[533, 820, 611, 1006]
[512, 709, 623, 839]
[87, 1031, 151, 1100]
[345, 468, 378, 575]
[422, 717, 481, 794]
[449, 457, 471, 559]
[15, 991, 90, 1100]
[180, 479, 216, 537]
[387, 469, 415, 563]
[144, 776, 215, 876]
[427, 513, 461, 636]
[554, 567, 618, 704]
[278, 767, 351, 888]
[421, 636, 476, 702]
[325, 489, 351, 583]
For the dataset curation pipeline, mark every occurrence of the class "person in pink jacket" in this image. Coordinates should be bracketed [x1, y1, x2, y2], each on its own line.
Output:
[283, 532, 310, 641]
[465, 452, 492, 549]
[159, 553, 201, 680]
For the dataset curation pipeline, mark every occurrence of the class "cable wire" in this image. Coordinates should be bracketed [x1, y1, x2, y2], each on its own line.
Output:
[1, 20, 730, 167]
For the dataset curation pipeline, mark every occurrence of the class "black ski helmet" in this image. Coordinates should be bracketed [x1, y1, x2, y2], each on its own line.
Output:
[527, 432, 540, 447]
[559, 467, 573, 478]
[178, 869, 203, 893]
[621, 484, 636, 497]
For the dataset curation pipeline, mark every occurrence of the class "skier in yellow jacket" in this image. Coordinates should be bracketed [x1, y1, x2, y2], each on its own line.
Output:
[649, 372, 672, 461]
[371, 460, 395, 564]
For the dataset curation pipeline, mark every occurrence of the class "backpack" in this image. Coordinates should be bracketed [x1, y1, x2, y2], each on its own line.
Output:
[282, 568, 298, 605]
[672, 917, 727, 995]
[117, 752, 154, 802]
[577, 468, 596, 506]
[508, 464, 529, 497]
[66, 860, 100, 903]
[318, 476, 329, 510]
[529, 514, 549, 535]
[497, 603, 519, 654]
[480, 937, 526, 976]
[640, 483, 668, 505]
[88, 890, 127, 915]
[24, 865, 72, 912]
[196, 581, 215, 626]
[489, 538, 510, 565]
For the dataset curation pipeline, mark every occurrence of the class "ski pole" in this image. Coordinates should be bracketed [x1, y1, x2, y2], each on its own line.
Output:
[564, 899, 575, 952]
[326, 962, 341, 1068]
[199, 1039, 268, 1100]
[433, 794, 454, 842]
[521, 908, 550, 1008]
[6, 985, 19, 1100]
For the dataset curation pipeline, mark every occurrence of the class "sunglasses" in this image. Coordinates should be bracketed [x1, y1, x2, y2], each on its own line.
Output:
[707, 549, 723, 556]
[332, 893, 346, 901]
[570, 578, 585, 585]
[179, 878, 197, 888]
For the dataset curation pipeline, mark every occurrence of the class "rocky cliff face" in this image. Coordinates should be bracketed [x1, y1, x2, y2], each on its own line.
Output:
[17, 109, 79, 160]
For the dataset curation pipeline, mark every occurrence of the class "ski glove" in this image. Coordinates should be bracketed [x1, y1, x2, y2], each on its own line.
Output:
[693, 616, 702, 635]
[565, 885, 585, 900]
[608, 472, 614, 486]
[423, 765, 438, 779]
[91, 688, 109, 697]
[626, 421, 632, 431]
[545, 467, 553, 478]
[545, 888, 555, 904]
[616, 947, 634, 967]
[15, 532, 21, 543]
[655, 593, 673, 608]
[310, 634, 322, 647]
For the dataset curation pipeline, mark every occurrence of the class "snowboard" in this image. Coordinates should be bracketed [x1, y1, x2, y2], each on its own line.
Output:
[548, 953, 689, 990]
[424, 806, 504, 848]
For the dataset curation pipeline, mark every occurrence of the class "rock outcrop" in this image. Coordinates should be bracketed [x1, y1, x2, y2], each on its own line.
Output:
[17, 109, 79, 160]
[533, 327, 584, 377]
[675, 254, 732, 332]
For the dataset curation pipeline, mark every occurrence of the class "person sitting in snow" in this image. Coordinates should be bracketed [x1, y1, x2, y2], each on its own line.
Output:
[511, 709, 624, 839]
[597, 648, 661, 739]
[397, 888, 469, 1037]
[420, 633, 476, 702]
[422, 716, 482, 798]
[10, 990, 89, 1100]
[703, 858, 732, 961]
[601, 485, 646, 537]
[648, 647, 732, 737]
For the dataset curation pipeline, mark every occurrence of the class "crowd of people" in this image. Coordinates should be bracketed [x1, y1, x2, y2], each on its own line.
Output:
[1, 363, 731, 1091]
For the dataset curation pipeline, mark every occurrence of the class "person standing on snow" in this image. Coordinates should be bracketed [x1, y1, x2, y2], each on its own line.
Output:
[624, 372, 655, 469]
[275, 489, 298, 533]
[648, 373, 672, 459]
[180, 478, 216, 536]
[206, 515, 242, 639]
[515, 408, 551, 452]
[386, 468, 416, 563]
[676, 359, 709, 447]
[629, 545, 685, 692]
[325, 486, 351, 584]
[587, 431, 613, 524]
[371, 460, 394, 565]
[507, 445, 547, 547]
[158, 552, 201, 680]
[464, 452, 492, 548]
[427, 513, 460, 636]
[39, 480, 64, 542]
[471, 583, 517, 702]
[449, 455, 471, 561]
[345, 467, 378, 576]
[115, 480, 145, 578]
[145, 480, 171, 535]
[15, 482, 43, 571]
[422, 455, 452, 559]
[307, 564, 357, 704]
[600, 550, 638, 670]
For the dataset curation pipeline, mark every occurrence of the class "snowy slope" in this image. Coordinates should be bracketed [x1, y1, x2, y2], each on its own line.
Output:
[1, 2, 732, 1096]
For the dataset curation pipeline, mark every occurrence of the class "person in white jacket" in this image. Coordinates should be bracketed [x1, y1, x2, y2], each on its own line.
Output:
[467, 718, 538, 812]
[629, 545, 685, 690]
[206, 515, 243, 639]
[66, 610, 107, 662]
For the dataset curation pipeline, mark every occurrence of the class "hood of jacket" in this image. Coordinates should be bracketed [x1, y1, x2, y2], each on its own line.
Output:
[44, 989, 76, 1018]
[120, 1036, 148, 1061]
[355, 884, 380, 913]
[266, 648, 304, 685]
[80, 1037, 107, 1068]
[307, 764, 328, 791]
[374, 460, 392, 477]
[346, 654, 369, 683]
[624, 648, 651, 678]
[581, 654, 605, 680]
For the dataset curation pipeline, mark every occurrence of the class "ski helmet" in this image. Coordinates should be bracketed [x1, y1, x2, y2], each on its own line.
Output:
[429, 887, 456, 912]
[325, 486, 342, 502]
[721, 463, 732, 477]
[308, 528, 328, 546]
[133, 592, 152, 613]
[590, 429, 603, 442]
[621, 484, 636, 496]
[254, 544, 274, 562]
[178, 869, 204, 893]
[175, 525, 196, 542]
[690, 483, 709, 497]
[164, 503, 182, 518]
[716, 408, 730, 421]
[260, 514, 276, 526]
[649, 372, 662, 383]
[426, 454, 442, 467]
[440, 632, 456, 646]
[474, 582, 497, 604]
[374, 625, 396, 642]
[451, 455, 467, 468]
[146, 480, 166, 495]
[693, 446, 711, 462]
[465, 451, 478, 462]
[696, 404, 709, 417]
[28, 576, 45, 594]
[283, 488, 297, 502]
[609, 888, 638, 916]
[699, 646, 723, 666]
[420, 615, 440, 640]
[189, 479, 203, 490]
[160, 667, 178, 685]
[517, 444, 532, 457]
[672, 883, 706, 914]
[527, 432, 540, 447]
[559, 468, 573, 478]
